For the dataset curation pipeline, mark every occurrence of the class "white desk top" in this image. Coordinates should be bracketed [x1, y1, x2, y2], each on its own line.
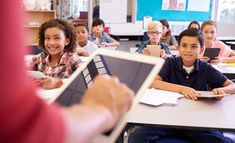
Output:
[212, 64, 235, 74]
[217, 36, 235, 41]
[129, 93, 235, 130]
[226, 41, 235, 45]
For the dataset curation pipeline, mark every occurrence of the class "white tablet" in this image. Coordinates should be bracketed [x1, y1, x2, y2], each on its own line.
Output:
[27, 70, 45, 79]
[53, 49, 164, 143]
[197, 91, 231, 98]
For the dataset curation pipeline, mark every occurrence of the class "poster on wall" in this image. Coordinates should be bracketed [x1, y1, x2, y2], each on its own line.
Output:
[162, 0, 186, 11]
[187, 0, 210, 12]
[217, 0, 235, 23]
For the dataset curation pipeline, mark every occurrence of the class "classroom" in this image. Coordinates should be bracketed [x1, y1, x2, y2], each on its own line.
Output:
[2, 0, 235, 143]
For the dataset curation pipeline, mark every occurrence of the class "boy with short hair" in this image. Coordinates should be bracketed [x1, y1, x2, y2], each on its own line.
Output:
[129, 28, 235, 143]
[136, 21, 171, 59]
[89, 18, 120, 47]
[74, 23, 98, 56]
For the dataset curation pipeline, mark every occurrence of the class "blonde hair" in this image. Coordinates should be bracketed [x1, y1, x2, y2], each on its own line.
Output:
[147, 21, 163, 33]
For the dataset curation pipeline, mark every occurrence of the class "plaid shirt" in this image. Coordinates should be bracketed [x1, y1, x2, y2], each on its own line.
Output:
[27, 52, 82, 78]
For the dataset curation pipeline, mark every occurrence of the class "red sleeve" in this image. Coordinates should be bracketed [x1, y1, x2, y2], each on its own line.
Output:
[0, 1, 65, 143]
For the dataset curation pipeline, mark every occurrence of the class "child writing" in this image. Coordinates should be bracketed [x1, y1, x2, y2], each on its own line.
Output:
[74, 23, 98, 56]
[201, 20, 235, 63]
[136, 21, 171, 59]
[159, 19, 178, 50]
[129, 28, 235, 143]
[27, 19, 82, 89]
[89, 18, 120, 47]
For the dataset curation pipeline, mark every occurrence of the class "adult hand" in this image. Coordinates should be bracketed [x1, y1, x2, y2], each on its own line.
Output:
[81, 75, 134, 131]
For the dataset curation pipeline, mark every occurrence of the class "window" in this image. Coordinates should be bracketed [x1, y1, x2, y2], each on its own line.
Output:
[217, 0, 235, 23]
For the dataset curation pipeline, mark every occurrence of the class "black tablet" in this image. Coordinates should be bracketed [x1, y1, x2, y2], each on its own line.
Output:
[203, 48, 221, 60]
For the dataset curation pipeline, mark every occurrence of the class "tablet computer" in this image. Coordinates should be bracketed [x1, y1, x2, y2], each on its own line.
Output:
[203, 48, 221, 60]
[147, 45, 161, 57]
[197, 91, 230, 98]
[52, 49, 164, 143]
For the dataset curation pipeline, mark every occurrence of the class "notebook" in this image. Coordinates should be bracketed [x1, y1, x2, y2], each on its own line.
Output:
[52, 49, 164, 143]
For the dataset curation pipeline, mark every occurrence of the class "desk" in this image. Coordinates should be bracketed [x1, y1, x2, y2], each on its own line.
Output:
[212, 64, 235, 79]
[226, 41, 235, 50]
[128, 93, 235, 131]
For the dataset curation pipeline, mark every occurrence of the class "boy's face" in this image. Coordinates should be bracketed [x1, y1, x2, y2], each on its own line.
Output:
[147, 26, 162, 44]
[202, 25, 216, 42]
[92, 24, 104, 35]
[44, 27, 69, 56]
[179, 36, 203, 66]
[75, 26, 88, 43]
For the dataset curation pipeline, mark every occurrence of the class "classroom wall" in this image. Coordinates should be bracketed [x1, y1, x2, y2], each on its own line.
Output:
[104, 0, 235, 37]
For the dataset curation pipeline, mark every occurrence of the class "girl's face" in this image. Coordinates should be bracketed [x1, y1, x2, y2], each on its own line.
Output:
[44, 27, 70, 56]
[75, 26, 88, 44]
[179, 36, 203, 67]
[201, 25, 216, 42]
[162, 26, 169, 36]
[92, 24, 104, 35]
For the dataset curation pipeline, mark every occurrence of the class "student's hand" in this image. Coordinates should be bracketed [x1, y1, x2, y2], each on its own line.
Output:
[180, 86, 199, 100]
[143, 48, 151, 55]
[169, 45, 177, 50]
[39, 76, 63, 89]
[100, 42, 109, 47]
[160, 50, 170, 59]
[200, 56, 210, 62]
[212, 88, 224, 100]
[210, 57, 221, 64]
[81, 75, 134, 131]
[76, 48, 89, 57]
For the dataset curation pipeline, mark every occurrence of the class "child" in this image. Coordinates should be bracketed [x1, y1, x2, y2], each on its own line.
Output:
[129, 28, 235, 143]
[159, 19, 178, 50]
[201, 20, 235, 63]
[136, 21, 171, 59]
[89, 18, 120, 47]
[188, 21, 200, 29]
[74, 23, 98, 56]
[27, 19, 82, 89]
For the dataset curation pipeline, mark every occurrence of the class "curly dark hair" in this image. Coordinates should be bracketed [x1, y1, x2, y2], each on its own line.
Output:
[38, 19, 76, 53]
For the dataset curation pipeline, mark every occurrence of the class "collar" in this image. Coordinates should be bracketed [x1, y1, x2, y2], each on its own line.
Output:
[45, 52, 69, 66]
[175, 57, 200, 72]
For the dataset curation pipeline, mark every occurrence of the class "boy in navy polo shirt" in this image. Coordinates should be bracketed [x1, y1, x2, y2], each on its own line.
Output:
[128, 28, 235, 143]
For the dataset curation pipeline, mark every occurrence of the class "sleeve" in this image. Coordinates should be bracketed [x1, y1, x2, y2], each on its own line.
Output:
[206, 64, 228, 89]
[104, 33, 117, 43]
[136, 42, 146, 53]
[71, 53, 82, 71]
[0, 2, 65, 142]
[26, 53, 43, 71]
[162, 43, 172, 55]
[158, 57, 171, 80]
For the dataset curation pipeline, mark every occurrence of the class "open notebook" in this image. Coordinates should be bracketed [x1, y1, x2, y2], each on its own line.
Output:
[51, 49, 164, 143]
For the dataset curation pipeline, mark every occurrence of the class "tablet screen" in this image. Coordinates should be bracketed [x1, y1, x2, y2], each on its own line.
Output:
[203, 48, 221, 60]
[56, 54, 155, 106]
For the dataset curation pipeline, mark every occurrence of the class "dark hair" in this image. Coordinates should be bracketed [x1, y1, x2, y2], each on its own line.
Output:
[201, 20, 217, 31]
[178, 28, 204, 47]
[74, 23, 89, 32]
[188, 21, 200, 29]
[159, 19, 171, 36]
[92, 18, 105, 27]
[38, 19, 76, 53]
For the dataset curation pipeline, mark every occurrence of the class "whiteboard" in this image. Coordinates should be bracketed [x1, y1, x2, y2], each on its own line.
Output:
[100, 0, 127, 23]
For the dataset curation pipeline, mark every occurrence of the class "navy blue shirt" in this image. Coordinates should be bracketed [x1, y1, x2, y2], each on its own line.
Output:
[158, 56, 228, 90]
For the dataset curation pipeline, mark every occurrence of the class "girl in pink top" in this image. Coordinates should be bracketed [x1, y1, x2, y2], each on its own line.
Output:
[201, 20, 235, 63]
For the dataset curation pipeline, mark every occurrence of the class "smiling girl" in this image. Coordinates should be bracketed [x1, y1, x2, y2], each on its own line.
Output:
[27, 19, 81, 89]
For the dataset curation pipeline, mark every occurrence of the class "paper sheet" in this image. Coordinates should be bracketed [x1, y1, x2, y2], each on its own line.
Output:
[140, 88, 183, 106]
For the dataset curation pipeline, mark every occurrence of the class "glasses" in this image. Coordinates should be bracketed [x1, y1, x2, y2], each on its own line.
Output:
[148, 31, 162, 35]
